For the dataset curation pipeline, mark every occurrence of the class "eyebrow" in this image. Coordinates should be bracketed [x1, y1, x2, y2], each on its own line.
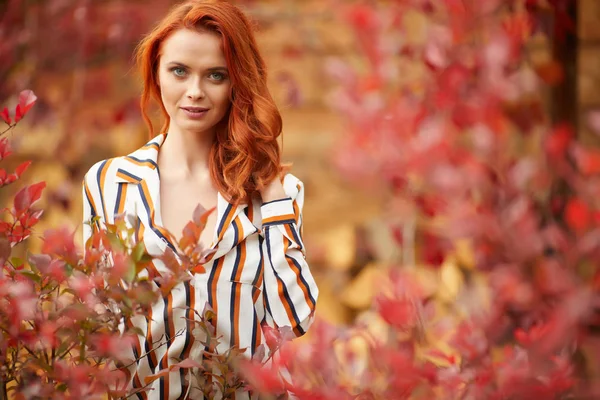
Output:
[166, 61, 228, 72]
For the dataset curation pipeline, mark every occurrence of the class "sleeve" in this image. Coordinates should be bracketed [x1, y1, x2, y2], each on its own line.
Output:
[81, 162, 105, 250]
[260, 174, 319, 337]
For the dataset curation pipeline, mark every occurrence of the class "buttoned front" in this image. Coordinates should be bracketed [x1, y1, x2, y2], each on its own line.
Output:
[82, 133, 318, 399]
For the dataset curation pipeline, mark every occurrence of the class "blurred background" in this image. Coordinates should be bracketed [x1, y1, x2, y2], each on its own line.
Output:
[0, 0, 591, 328]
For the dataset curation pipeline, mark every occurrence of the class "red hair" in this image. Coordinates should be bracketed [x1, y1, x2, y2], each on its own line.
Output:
[135, 0, 284, 204]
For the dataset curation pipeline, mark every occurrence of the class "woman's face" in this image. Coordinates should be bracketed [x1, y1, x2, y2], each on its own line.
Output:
[157, 28, 231, 138]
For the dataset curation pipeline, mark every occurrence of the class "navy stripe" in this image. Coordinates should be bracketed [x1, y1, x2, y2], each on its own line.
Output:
[83, 182, 97, 218]
[95, 160, 108, 217]
[142, 142, 160, 150]
[263, 218, 296, 226]
[205, 259, 219, 352]
[126, 155, 159, 169]
[117, 168, 142, 182]
[113, 183, 124, 216]
[289, 224, 303, 250]
[179, 281, 192, 397]
[161, 296, 172, 361]
[137, 185, 177, 252]
[261, 197, 292, 206]
[250, 256, 262, 357]
[143, 317, 156, 371]
[217, 203, 233, 238]
[258, 235, 274, 320]
[253, 238, 263, 288]
[229, 223, 241, 347]
[229, 222, 240, 280]
[286, 253, 316, 308]
[265, 228, 303, 332]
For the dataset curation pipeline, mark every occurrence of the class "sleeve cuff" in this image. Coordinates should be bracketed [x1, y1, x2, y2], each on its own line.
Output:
[261, 197, 296, 226]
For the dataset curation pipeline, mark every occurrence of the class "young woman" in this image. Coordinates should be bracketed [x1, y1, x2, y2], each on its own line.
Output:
[82, 0, 318, 398]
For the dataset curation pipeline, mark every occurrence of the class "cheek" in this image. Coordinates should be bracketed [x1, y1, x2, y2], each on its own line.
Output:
[213, 86, 232, 110]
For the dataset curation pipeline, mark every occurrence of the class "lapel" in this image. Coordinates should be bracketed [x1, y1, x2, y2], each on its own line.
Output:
[113, 133, 258, 262]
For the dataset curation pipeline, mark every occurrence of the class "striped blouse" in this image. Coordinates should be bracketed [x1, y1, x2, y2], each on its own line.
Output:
[82, 133, 319, 399]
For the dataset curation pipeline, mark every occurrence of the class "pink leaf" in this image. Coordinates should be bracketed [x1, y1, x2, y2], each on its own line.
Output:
[15, 161, 31, 178]
[18, 89, 37, 116]
[1, 107, 10, 125]
[14, 104, 22, 123]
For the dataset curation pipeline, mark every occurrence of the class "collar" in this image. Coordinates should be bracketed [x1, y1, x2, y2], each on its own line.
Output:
[112, 133, 256, 260]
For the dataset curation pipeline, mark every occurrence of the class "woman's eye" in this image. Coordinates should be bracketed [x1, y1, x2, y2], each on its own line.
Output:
[171, 67, 186, 77]
[209, 72, 226, 81]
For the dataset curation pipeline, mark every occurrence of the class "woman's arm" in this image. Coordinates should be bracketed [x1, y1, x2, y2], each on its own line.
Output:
[259, 174, 319, 337]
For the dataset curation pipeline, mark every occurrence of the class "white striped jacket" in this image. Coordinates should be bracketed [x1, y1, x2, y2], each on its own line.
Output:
[82, 133, 318, 399]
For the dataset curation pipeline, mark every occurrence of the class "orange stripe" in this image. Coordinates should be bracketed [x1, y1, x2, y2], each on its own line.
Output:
[284, 224, 295, 242]
[116, 170, 140, 184]
[139, 181, 171, 239]
[219, 206, 237, 241]
[180, 281, 196, 396]
[83, 181, 98, 217]
[83, 181, 99, 233]
[284, 238, 313, 312]
[99, 159, 114, 219]
[293, 185, 301, 220]
[160, 292, 173, 399]
[125, 156, 157, 169]
[137, 219, 145, 242]
[203, 205, 238, 263]
[209, 257, 224, 350]
[132, 373, 147, 400]
[116, 184, 128, 214]
[183, 283, 196, 359]
[126, 318, 142, 362]
[263, 214, 296, 225]
[142, 142, 160, 151]
[233, 219, 246, 348]
[276, 273, 297, 330]
[146, 309, 158, 370]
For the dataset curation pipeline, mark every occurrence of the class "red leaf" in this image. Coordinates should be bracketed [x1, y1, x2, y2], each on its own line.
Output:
[14, 104, 22, 123]
[535, 61, 564, 85]
[171, 358, 202, 370]
[564, 198, 590, 232]
[572, 145, 600, 175]
[27, 181, 46, 205]
[18, 90, 37, 116]
[191, 264, 205, 274]
[15, 161, 31, 178]
[144, 369, 171, 385]
[13, 186, 31, 216]
[1, 107, 10, 125]
[545, 124, 573, 160]
[0, 138, 12, 160]
[375, 295, 418, 330]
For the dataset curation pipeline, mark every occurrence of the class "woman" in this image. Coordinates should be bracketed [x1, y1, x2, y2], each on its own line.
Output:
[82, 0, 318, 398]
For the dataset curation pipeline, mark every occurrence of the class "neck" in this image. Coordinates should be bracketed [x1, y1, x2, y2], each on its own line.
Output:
[158, 126, 215, 181]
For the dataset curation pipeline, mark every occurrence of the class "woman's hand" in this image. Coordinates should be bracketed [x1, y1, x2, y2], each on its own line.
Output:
[259, 176, 287, 203]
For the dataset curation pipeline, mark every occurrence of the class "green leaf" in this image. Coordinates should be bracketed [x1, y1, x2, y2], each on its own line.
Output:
[132, 241, 146, 262]
[19, 269, 41, 283]
[9, 256, 23, 267]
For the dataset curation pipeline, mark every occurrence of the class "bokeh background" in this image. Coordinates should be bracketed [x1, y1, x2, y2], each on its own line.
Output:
[0, 0, 593, 330]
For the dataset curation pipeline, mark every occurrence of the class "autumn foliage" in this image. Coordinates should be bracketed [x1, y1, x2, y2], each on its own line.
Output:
[242, 0, 599, 399]
[1, 0, 596, 399]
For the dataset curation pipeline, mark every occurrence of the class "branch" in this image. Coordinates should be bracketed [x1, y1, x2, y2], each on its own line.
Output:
[117, 329, 185, 371]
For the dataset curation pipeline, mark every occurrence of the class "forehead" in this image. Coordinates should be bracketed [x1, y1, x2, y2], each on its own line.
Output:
[159, 28, 226, 66]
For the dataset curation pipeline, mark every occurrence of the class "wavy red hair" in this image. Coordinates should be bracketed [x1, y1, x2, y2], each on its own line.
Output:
[135, 0, 284, 204]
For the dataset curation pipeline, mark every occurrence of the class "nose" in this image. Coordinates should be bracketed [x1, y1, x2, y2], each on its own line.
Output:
[186, 77, 205, 100]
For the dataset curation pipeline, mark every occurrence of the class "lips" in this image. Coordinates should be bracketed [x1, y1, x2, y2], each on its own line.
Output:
[181, 106, 209, 112]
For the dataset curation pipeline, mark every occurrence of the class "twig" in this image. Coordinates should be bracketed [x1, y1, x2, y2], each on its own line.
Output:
[118, 329, 185, 371]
